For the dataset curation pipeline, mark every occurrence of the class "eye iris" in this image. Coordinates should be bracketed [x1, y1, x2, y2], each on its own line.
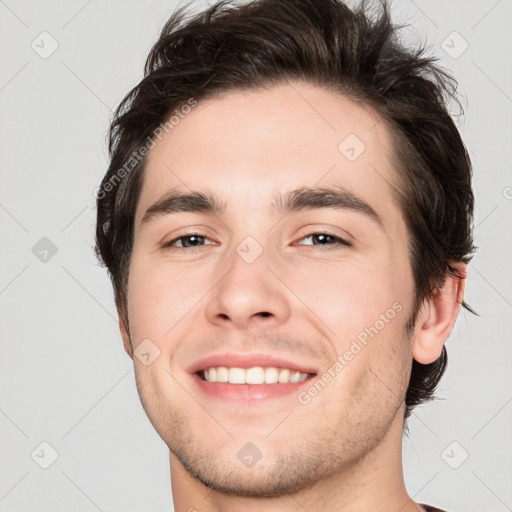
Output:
[182, 235, 203, 247]
[314, 234, 332, 244]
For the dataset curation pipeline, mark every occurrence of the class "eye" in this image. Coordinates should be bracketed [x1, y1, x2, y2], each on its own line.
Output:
[296, 232, 351, 251]
[162, 233, 216, 252]
[161, 231, 351, 253]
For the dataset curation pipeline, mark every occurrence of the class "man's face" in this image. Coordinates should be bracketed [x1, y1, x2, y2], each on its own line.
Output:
[123, 81, 418, 496]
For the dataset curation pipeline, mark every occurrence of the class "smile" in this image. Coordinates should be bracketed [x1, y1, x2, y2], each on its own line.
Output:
[200, 366, 314, 384]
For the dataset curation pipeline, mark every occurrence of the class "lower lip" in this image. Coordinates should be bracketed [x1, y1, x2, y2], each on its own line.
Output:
[191, 373, 315, 403]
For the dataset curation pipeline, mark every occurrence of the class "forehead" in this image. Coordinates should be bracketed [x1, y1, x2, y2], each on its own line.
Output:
[137, 81, 402, 228]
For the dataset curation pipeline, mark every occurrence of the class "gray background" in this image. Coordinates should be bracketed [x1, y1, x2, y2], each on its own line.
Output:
[1, 0, 511, 511]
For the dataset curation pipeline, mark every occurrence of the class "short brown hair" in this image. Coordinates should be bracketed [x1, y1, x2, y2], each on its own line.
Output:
[95, 0, 477, 423]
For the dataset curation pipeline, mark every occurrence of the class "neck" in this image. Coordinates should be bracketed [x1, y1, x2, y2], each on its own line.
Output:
[169, 410, 422, 512]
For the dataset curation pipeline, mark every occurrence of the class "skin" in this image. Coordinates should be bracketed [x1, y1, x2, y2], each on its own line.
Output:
[118, 81, 466, 512]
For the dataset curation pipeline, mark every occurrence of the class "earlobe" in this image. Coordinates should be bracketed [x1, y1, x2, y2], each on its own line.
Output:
[118, 309, 134, 359]
[412, 263, 467, 365]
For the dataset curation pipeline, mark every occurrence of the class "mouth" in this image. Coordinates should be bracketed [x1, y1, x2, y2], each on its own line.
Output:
[196, 366, 316, 384]
[191, 365, 317, 403]
[187, 352, 319, 403]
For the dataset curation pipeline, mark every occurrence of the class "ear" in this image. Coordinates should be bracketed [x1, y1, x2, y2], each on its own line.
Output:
[118, 308, 134, 359]
[412, 263, 467, 364]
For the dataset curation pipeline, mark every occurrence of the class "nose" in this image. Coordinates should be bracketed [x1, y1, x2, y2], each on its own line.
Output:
[204, 243, 291, 330]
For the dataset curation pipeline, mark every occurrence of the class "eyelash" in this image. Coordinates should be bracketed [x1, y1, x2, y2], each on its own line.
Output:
[162, 231, 351, 252]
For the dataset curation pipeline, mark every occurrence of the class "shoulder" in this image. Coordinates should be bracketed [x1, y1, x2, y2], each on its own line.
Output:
[419, 504, 451, 512]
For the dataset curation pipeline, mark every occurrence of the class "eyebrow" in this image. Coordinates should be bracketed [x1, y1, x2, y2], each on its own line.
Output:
[140, 186, 384, 231]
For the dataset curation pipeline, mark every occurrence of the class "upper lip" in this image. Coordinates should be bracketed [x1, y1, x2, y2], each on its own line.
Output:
[187, 352, 319, 375]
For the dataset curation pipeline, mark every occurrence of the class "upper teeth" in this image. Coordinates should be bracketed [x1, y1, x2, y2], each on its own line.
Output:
[203, 366, 310, 384]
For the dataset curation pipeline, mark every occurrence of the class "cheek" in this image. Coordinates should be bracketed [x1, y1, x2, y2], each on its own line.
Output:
[294, 257, 411, 399]
[126, 257, 212, 344]
[291, 259, 401, 342]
